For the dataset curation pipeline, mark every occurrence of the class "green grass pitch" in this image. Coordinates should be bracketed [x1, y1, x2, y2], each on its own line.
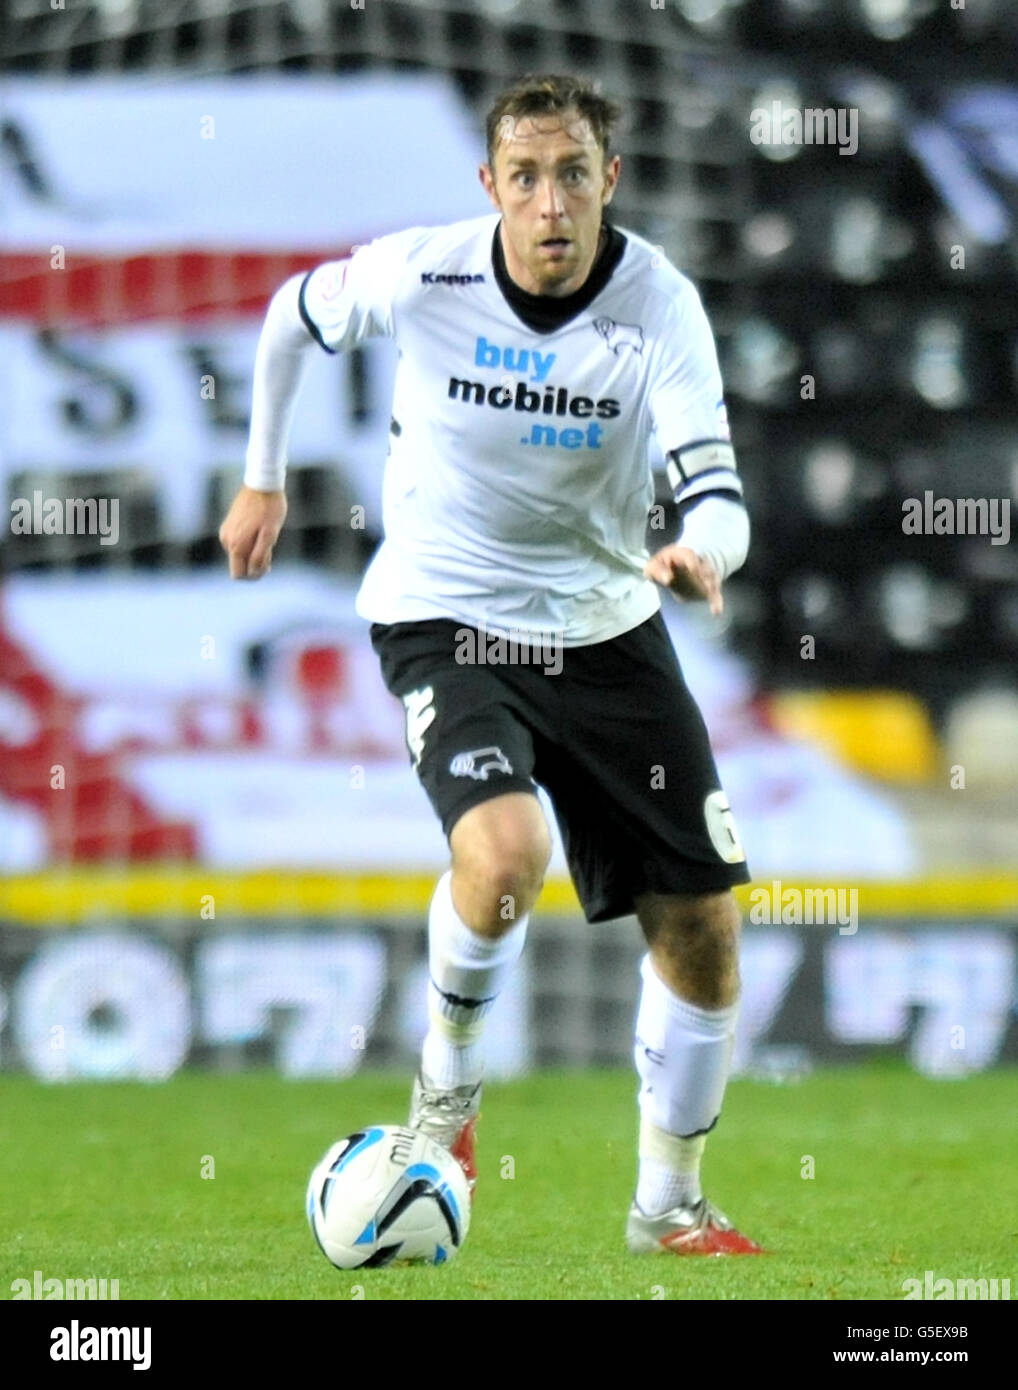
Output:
[2, 1061, 1015, 1301]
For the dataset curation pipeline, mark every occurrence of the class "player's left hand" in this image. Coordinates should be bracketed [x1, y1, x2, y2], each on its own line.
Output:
[644, 544, 723, 616]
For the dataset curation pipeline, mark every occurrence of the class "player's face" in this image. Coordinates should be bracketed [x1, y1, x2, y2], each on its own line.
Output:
[480, 111, 620, 298]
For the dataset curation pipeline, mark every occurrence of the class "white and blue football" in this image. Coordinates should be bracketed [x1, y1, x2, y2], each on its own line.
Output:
[306, 1125, 471, 1269]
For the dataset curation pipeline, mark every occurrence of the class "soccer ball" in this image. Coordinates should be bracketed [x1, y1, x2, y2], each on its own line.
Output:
[306, 1124, 471, 1269]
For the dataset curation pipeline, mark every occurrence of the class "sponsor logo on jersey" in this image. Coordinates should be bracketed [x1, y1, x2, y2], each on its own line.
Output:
[446, 376, 617, 450]
[420, 272, 486, 285]
[445, 336, 622, 450]
[447, 376, 620, 419]
[474, 335, 555, 383]
[449, 747, 514, 780]
[592, 316, 645, 355]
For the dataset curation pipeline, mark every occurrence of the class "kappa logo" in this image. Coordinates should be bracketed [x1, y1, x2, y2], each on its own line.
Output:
[449, 747, 514, 780]
[593, 316, 645, 355]
[420, 272, 486, 285]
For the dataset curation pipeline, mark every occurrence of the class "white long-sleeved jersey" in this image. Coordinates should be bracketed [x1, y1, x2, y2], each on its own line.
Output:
[245, 211, 748, 644]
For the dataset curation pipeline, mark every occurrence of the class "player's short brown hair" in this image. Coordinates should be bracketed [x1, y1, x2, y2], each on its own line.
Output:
[484, 74, 622, 169]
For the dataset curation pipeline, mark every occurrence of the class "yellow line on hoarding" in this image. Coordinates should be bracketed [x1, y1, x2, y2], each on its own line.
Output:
[1, 870, 1017, 925]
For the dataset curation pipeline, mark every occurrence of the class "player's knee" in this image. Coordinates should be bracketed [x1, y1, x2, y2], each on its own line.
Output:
[640, 889, 739, 940]
[450, 793, 551, 933]
[637, 890, 741, 1008]
[457, 833, 550, 921]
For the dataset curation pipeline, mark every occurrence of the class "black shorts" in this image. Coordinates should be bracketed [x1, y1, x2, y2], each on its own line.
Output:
[370, 612, 750, 923]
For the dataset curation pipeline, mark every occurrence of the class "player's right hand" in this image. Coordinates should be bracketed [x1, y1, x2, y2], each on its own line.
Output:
[644, 543, 724, 616]
[218, 485, 288, 580]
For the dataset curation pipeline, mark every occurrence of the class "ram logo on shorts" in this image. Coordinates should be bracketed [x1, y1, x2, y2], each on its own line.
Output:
[449, 747, 514, 781]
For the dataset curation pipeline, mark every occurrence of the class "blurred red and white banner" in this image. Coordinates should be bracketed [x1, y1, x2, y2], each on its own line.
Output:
[0, 74, 487, 533]
[0, 572, 917, 876]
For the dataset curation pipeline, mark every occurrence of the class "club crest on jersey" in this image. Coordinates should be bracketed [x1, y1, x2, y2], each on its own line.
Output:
[449, 747, 514, 781]
[592, 317, 644, 356]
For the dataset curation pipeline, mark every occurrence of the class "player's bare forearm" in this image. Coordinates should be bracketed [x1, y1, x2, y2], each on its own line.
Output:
[644, 543, 723, 616]
[218, 485, 287, 580]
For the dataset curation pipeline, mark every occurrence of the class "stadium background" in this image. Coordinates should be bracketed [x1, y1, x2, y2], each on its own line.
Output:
[2, 0, 1018, 1092]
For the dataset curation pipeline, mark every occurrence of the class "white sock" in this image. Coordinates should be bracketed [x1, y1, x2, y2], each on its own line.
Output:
[633, 953, 738, 1215]
[636, 1123, 707, 1213]
[421, 869, 528, 1089]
